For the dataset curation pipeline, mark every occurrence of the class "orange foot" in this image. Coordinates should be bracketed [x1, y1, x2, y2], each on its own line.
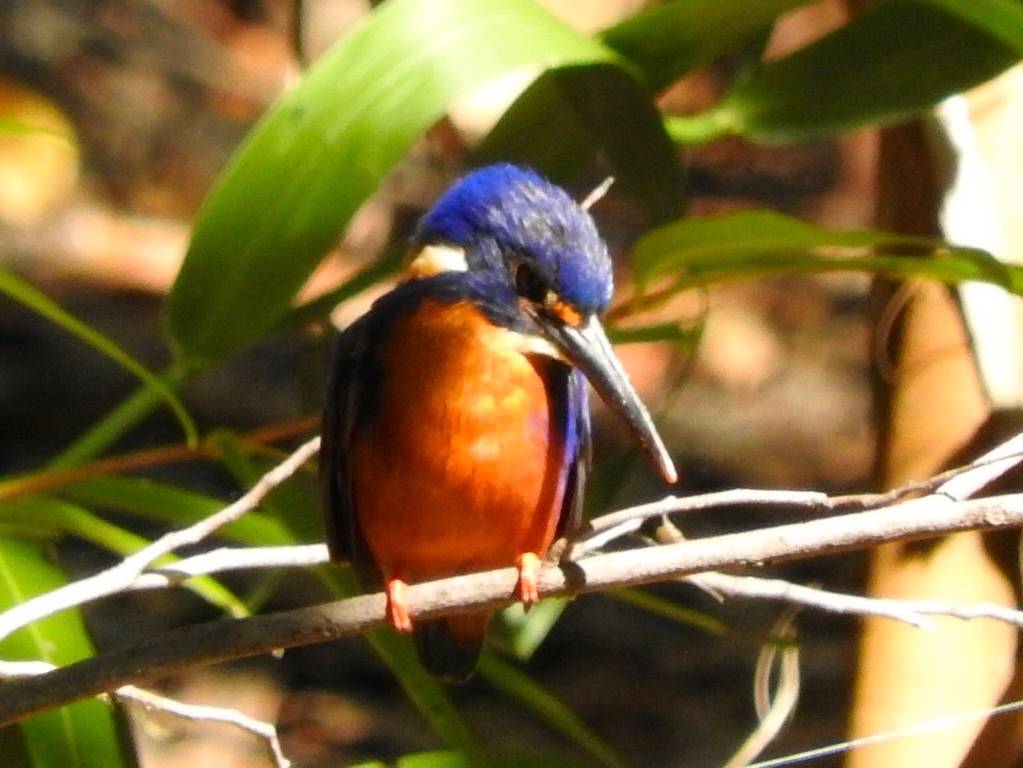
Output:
[386, 578, 412, 632]
[515, 552, 542, 609]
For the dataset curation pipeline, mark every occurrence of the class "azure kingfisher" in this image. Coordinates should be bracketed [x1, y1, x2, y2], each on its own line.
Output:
[321, 164, 676, 681]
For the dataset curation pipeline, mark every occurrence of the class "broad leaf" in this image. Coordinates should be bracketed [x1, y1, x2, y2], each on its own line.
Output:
[0, 537, 131, 768]
[674, 0, 1022, 143]
[476, 64, 683, 222]
[601, 0, 812, 91]
[918, 0, 1023, 53]
[632, 209, 1019, 292]
[166, 0, 618, 362]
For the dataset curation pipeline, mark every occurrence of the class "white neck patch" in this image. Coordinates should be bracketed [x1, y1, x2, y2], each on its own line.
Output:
[408, 244, 469, 277]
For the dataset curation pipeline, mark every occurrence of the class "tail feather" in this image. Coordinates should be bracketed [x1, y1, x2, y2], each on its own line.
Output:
[413, 613, 489, 683]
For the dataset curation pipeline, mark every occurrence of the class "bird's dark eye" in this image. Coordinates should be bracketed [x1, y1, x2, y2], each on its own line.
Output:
[514, 262, 547, 303]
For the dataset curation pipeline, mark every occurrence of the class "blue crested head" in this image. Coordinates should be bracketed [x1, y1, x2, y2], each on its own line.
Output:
[413, 164, 613, 317]
[404, 163, 677, 485]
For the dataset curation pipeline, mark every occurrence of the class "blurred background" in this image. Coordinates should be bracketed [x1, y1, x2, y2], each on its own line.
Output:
[1, 1, 1022, 767]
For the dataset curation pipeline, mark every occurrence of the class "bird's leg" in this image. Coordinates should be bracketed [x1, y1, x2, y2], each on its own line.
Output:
[515, 552, 542, 608]
[385, 578, 413, 632]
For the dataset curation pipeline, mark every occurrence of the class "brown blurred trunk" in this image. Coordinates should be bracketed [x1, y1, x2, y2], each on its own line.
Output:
[845, 119, 1019, 767]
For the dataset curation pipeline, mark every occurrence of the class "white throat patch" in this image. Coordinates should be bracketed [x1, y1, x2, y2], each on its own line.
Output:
[408, 244, 469, 277]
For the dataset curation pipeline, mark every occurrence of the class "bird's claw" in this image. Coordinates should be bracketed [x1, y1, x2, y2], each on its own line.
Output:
[516, 552, 542, 609]
[386, 578, 413, 632]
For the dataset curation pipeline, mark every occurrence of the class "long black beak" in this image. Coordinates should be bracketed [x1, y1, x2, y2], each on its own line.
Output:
[538, 312, 677, 484]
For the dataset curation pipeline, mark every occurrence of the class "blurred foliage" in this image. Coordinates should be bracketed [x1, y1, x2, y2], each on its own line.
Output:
[2, 0, 1022, 765]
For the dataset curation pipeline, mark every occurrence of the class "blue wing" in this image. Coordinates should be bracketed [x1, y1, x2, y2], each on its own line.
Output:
[554, 368, 591, 541]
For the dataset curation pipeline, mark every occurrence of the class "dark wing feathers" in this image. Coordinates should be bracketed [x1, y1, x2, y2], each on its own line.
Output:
[320, 317, 381, 585]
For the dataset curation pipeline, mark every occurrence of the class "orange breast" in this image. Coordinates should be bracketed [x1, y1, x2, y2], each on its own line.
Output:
[352, 299, 569, 583]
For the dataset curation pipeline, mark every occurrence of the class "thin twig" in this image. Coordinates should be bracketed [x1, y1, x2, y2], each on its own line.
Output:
[134, 544, 330, 589]
[117, 685, 290, 768]
[0, 437, 320, 644]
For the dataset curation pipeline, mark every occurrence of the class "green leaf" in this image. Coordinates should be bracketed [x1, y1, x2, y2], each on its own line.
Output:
[166, 0, 617, 362]
[0, 537, 131, 768]
[608, 587, 727, 635]
[600, 0, 812, 91]
[632, 209, 1020, 292]
[0, 496, 247, 618]
[681, 0, 1022, 143]
[0, 269, 196, 446]
[917, 0, 1023, 53]
[475, 64, 683, 223]
[607, 320, 700, 348]
[58, 476, 293, 546]
[479, 653, 626, 768]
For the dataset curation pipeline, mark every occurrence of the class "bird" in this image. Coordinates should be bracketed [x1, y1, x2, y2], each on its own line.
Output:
[321, 164, 676, 681]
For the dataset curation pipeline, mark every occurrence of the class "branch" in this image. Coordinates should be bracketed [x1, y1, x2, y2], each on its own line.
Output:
[3, 490, 1023, 727]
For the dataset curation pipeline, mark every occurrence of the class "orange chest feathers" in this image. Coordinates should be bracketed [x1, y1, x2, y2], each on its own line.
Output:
[351, 299, 571, 582]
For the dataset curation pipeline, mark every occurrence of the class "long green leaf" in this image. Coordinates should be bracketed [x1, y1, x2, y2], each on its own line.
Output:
[607, 320, 700, 348]
[0, 269, 196, 446]
[0, 537, 130, 768]
[167, 0, 618, 362]
[59, 476, 293, 546]
[917, 0, 1023, 52]
[479, 653, 626, 768]
[45, 366, 190, 471]
[632, 209, 1020, 292]
[608, 588, 726, 635]
[674, 0, 1022, 143]
[476, 63, 683, 222]
[600, 0, 812, 91]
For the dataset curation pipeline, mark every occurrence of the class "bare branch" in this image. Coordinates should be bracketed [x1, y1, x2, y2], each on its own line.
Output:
[3, 490, 1023, 726]
[686, 572, 1023, 630]
[117, 685, 290, 768]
